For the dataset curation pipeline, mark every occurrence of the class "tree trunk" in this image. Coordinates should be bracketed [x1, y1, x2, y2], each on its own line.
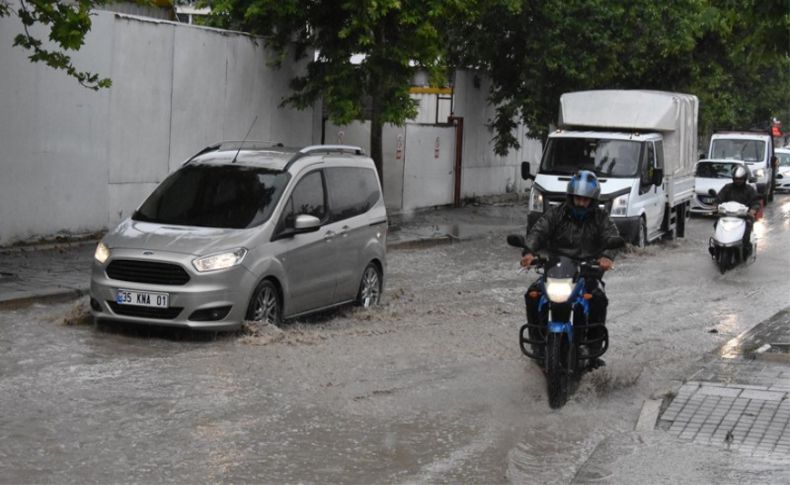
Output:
[370, 95, 384, 187]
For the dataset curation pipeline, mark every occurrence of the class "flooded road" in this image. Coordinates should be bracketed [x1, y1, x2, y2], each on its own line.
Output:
[2, 197, 790, 484]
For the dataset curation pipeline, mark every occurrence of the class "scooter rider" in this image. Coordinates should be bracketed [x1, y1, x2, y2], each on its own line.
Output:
[715, 165, 760, 254]
[520, 170, 620, 367]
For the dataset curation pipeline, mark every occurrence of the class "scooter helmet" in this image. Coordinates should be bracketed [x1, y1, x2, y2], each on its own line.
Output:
[732, 165, 748, 186]
[567, 170, 601, 201]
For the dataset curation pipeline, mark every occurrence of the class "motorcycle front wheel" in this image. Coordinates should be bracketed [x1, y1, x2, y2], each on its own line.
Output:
[546, 333, 571, 408]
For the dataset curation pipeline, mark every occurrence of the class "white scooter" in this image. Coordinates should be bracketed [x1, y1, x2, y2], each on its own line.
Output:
[708, 197, 756, 274]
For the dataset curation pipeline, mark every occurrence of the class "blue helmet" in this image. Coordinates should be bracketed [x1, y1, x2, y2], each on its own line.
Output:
[567, 170, 600, 200]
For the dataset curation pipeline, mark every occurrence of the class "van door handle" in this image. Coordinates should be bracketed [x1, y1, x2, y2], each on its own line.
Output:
[340, 225, 350, 237]
[324, 230, 336, 241]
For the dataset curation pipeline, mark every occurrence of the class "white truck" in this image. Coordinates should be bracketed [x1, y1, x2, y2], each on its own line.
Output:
[522, 90, 697, 246]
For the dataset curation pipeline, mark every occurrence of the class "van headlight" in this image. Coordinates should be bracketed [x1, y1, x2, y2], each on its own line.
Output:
[94, 242, 110, 264]
[192, 248, 248, 272]
[529, 187, 544, 212]
[754, 168, 765, 179]
[610, 193, 629, 216]
[545, 278, 574, 303]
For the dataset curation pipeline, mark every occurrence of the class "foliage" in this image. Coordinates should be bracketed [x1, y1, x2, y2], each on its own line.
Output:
[0, 0, 112, 90]
[448, 0, 789, 154]
[202, 0, 463, 176]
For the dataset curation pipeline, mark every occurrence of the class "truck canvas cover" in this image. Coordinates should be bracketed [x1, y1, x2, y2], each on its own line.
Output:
[559, 90, 698, 178]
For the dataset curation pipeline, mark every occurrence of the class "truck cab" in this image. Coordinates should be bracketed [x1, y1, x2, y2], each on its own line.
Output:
[708, 132, 777, 203]
[524, 90, 697, 247]
[526, 131, 667, 246]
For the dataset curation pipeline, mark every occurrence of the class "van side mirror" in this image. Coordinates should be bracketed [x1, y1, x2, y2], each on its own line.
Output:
[521, 162, 534, 180]
[294, 214, 321, 233]
[652, 168, 664, 186]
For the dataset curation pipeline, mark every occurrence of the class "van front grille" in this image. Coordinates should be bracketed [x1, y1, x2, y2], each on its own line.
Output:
[106, 260, 190, 285]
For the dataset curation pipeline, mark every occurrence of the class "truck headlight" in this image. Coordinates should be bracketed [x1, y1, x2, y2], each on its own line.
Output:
[192, 248, 248, 272]
[545, 278, 574, 303]
[94, 242, 110, 264]
[610, 193, 629, 216]
[529, 187, 544, 212]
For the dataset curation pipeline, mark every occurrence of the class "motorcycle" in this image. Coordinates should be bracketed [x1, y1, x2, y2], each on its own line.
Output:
[507, 235, 623, 408]
[707, 192, 756, 274]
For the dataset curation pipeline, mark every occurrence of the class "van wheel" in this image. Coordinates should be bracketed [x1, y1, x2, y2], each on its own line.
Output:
[356, 263, 382, 308]
[247, 280, 281, 325]
[635, 217, 647, 248]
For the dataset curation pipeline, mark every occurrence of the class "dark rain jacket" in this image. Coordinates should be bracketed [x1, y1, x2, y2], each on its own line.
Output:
[524, 202, 621, 260]
[716, 183, 760, 213]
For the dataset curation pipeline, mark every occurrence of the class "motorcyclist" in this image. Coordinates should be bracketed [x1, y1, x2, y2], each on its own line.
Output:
[715, 165, 760, 255]
[520, 170, 620, 368]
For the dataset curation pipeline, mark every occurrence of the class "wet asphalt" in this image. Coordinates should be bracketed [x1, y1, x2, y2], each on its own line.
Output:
[2, 197, 790, 484]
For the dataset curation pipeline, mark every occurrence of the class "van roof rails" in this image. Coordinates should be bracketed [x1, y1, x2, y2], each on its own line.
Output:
[182, 141, 286, 165]
[282, 144, 366, 171]
[298, 145, 366, 156]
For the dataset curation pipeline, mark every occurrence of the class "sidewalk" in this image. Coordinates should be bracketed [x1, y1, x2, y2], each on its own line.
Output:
[573, 309, 790, 483]
[0, 197, 527, 309]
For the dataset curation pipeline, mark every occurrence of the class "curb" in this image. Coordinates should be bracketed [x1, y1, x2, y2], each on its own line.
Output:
[0, 287, 88, 310]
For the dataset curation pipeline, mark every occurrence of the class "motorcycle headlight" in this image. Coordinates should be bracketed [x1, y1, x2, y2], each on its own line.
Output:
[192, 248, 248, 272]
[610, 193, 629, 216]
[529, 187, 544, 212]
[545, 278, 574, 303]
[94, 242, 110, 264]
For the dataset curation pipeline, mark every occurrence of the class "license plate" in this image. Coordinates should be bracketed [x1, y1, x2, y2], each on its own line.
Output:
[115, 289, 169, 308]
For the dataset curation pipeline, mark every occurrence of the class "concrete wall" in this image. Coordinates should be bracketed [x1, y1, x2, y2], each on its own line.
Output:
[0, 10, 317, 245]
[326, 70, 543, 213]
[451, 71, 543, 198]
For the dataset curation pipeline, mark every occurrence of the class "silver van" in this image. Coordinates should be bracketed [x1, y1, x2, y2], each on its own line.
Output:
[89, 143, 387, 330]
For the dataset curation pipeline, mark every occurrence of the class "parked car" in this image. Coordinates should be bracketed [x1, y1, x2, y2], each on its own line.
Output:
[90, 143, 388, 331]
[690, 159, 756, 216]
[774, 147, 790, 193]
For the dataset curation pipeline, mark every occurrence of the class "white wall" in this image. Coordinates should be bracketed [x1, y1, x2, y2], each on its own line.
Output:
[324, 70, 543, 213]
[451, 71, 543, 198]
[0, 10, 317, 245]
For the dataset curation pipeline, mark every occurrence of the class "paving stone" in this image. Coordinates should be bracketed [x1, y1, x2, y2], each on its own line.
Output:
[740, 389, 787, 401]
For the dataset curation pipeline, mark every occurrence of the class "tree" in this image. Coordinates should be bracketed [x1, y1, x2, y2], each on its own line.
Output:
[203, 0, 461, 182]
[448, 0, 789, 154]
[1, 0, 111, 89]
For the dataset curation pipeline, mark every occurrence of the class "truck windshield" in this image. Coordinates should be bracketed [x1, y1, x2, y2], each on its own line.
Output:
[541, 138, 642, 177]
[133, 165, 290, 229]
[710, 139, 765, 163]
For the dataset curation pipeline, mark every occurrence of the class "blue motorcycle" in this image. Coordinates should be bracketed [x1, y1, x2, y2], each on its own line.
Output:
[507, 235, 621, 408]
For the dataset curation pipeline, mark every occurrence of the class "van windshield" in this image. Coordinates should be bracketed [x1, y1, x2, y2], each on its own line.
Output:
[133, 165, 290, 229]
[541, 138, 642, 177]
[710, 139, 765, 163]
[695, 162, 741, 179]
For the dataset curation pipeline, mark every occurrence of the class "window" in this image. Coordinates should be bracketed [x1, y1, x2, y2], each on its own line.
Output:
[641, 143, 655, 188]
[133, 165, 289, 229]
[541, 138, 642, 177]
[280, 170, 326, 230]
[326, 167, 381, 222]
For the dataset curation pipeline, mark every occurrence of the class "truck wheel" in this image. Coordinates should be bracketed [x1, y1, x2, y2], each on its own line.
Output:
[635, 217, 647, 248]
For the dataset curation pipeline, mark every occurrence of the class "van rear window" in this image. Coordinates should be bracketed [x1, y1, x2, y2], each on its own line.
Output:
[133, 165, 290, 229]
